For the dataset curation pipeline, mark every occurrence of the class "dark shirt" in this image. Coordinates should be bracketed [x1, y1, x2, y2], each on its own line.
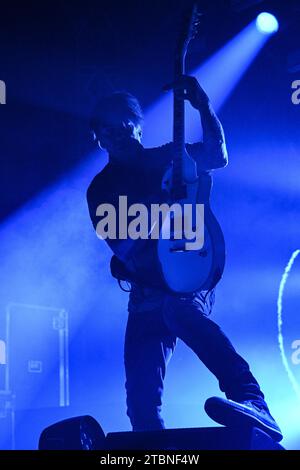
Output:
[86, 140, 225, 289]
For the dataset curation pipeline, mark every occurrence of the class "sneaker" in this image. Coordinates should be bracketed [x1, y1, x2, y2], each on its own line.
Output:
[204, 396, 283, 442]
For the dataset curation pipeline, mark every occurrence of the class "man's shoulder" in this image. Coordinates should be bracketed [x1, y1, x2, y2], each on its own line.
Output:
[143, 142, 173, 155]
[143, 142, 211, 176]
[141, 142, 174, 170]
[86, 163, 111, 200]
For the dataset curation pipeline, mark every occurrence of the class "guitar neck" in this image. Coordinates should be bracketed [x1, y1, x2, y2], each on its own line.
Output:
[173, 51, 186, 190]
[171, 2, 200, 197]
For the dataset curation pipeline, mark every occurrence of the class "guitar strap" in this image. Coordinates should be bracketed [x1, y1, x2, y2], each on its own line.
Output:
[110, 255, 136, 284]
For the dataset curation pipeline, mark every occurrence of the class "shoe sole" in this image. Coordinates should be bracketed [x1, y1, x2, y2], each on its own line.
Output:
[205, 398, 283, 442]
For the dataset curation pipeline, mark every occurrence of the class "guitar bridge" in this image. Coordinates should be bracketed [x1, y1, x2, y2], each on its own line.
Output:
[169, 240, 186, 252]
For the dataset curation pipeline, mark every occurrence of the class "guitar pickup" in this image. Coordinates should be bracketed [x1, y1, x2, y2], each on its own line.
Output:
[169, 247, 187, 253]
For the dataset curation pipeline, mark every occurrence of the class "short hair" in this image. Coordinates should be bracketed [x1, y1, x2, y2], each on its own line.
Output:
[90, 91, 144, 135]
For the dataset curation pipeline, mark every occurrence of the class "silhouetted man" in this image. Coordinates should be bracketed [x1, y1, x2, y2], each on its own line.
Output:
[87, 75, 282, 441]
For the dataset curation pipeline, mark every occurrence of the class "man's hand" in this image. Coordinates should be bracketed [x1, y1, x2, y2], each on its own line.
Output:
[163, 75, 210, 110]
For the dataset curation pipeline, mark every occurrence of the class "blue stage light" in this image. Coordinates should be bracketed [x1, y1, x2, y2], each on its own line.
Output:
[256, 12, 279, 35]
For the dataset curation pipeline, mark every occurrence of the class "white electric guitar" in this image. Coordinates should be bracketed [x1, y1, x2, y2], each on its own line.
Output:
[157, 3, 226, 294]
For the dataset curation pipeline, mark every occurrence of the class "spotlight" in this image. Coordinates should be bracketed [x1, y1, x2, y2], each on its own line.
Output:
[256, 12, 279, 35]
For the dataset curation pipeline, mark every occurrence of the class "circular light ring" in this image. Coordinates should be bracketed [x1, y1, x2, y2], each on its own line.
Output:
[277, 249, 300, 400]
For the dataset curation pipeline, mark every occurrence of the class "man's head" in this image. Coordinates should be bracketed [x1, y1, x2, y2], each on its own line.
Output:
[90, 92, 144, 160]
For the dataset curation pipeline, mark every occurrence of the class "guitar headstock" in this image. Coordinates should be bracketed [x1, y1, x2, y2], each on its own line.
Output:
[176, 3, 202, 58]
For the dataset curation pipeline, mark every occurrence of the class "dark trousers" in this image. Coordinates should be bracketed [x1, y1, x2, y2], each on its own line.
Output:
[124, 283, 267, 431]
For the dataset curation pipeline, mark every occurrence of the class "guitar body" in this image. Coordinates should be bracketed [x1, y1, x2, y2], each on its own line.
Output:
[158, 166, 225, 294]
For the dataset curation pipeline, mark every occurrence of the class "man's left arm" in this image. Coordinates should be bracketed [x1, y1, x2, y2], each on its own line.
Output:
[164, 75, 228, 171]
[193, 99, 228, 171]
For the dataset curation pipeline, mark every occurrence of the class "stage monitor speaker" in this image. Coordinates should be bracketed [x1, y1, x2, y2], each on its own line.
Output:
[38, 415, 106, 450]
[106, 426, 284, 450]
